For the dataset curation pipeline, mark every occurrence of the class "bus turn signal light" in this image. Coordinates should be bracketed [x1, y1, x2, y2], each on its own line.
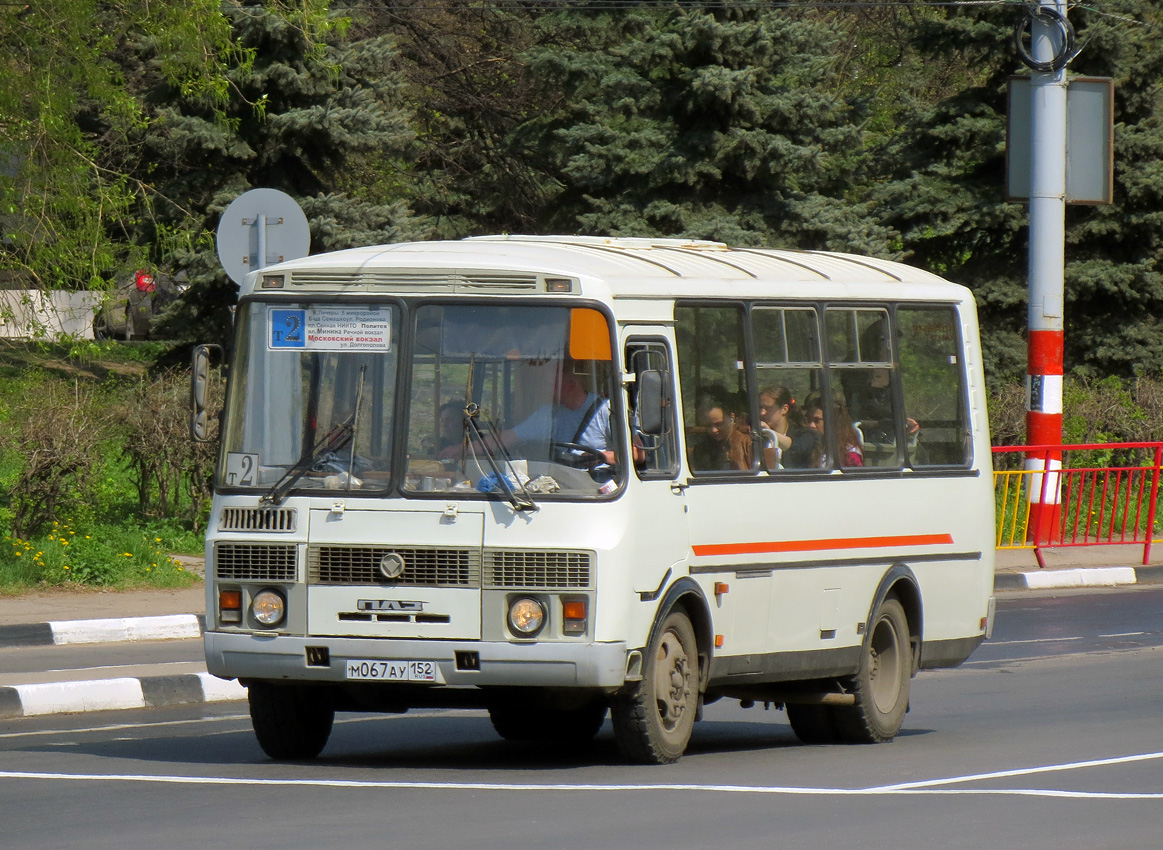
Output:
[220, 589, 243, 624]
[562, 599, 587, 635]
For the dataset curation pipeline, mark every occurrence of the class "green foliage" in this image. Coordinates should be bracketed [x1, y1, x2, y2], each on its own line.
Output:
[0, 342, 204, 590]
[0, 0, 248, 302]
[508, 6, 895, 253]
[120, 371, 218, 528]
[871, 2, 1163, 381]
[0, 523, 197, 590]
[139, 3, 429, 347]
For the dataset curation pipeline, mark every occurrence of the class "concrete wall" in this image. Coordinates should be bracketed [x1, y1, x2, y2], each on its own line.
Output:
[0, 290, 103, 340]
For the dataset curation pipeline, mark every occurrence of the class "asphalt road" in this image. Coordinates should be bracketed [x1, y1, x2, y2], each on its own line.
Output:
[1, 586, 1161, 850]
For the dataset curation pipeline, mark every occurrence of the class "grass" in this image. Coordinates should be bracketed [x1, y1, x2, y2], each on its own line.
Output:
[0, 339, 206, 593]
[0, 520, 200, 593]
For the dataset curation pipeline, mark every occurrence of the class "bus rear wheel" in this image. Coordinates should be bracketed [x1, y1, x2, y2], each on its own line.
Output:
[248, 681, 335, 760]
[786, 703, 840, 744]
[611, 610, 699, 764]
[834, 597, 912, 743]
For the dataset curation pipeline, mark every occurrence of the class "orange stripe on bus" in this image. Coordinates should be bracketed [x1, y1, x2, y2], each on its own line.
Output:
[691, 533, 954, 558]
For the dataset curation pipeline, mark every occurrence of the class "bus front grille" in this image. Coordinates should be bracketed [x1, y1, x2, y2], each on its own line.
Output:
[308, 546, 481, 587]
[484, 550, 593, 589]
[219, 507, 297, 533]
[215, 543, 298, 581]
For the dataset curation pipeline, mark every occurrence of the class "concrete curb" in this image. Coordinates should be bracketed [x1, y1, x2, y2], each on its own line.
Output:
[0, 614, 204, 648]
[0, 672, 246, 719]
[995, 564, 1163, 591]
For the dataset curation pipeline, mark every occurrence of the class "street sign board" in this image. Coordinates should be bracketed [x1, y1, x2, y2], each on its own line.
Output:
[215, 189, 310, 285]
[1007, 76, 1114, 205]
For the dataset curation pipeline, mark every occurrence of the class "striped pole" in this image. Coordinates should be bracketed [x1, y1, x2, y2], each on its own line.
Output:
[1025, 0, 1068, 544]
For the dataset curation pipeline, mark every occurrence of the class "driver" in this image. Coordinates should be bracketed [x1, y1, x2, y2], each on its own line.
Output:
[438, 360, 614, 472]
[505, 362, 614, 468]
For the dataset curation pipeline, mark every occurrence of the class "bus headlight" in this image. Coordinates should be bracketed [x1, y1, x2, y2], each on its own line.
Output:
[508, 597, 545, 637]
[252, 589, 286, 627]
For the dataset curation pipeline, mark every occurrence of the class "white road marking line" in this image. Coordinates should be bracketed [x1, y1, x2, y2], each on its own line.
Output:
[868, 751, 1163, 791]
[0, 710, 451, 740]
[0, 770, 1160, 799]
[987, 636, 1083, 646]
[43, 661, 200, 674]
[1099, 632, 1145, 638]
[0, 715, 249, 740]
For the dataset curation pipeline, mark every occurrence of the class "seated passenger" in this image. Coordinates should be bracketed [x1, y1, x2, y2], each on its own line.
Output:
[783, 395, 862, 469]
[759, 385, 797, 468]
[689, 394, 732, 471]
[436, 400, 464, 453]
[689, 389, 749, 472]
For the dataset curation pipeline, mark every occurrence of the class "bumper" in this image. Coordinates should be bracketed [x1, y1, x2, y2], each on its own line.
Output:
[204, 631, 630, 689]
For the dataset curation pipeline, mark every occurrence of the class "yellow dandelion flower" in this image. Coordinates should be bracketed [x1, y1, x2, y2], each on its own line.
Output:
[155, 537, 162, 543]
[61, 540, 68, 546]
[63, 565, 70, 570]
[13, 551, 20, 557]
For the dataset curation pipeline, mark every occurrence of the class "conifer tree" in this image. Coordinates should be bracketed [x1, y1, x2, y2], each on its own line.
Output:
[136, 1, 430, 345]
[506, 5, 895, 254]
[872, 3, 1163, 380]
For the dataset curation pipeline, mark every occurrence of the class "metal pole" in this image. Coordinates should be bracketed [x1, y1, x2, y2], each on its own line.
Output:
[1025, 0, 1068, 542]
[256, 213, 268, 272]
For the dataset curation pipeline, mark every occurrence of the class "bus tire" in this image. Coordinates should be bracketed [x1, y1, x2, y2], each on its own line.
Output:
[786, 703, 840, 745]
[488, 701, 608, 744]
[248, 681, 334, 760]
[834, 597, 911, 743]
[611, 610, 699, 764]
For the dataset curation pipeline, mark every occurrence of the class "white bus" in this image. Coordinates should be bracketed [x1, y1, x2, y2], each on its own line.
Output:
[193, 235, 996, 764]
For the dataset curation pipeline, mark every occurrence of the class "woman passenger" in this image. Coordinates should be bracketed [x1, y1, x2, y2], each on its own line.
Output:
[759, 385, 796, 468]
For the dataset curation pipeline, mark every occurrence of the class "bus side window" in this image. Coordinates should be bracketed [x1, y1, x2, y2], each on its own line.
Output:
[675, 305, 751, 473]
[897, 307, 970, 467]
[626, 340, 679, 479]
[828, 308, 902, 469]
[752, 306, 823, 471]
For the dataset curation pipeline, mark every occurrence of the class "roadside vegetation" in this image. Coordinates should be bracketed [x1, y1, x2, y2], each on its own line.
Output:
[4, 3, 1163, 585]
[0, 340, 211, 593]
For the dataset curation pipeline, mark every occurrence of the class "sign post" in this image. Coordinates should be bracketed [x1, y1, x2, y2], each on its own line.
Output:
[1014, 1, 1076, 544]
[216, 188, 310, 286]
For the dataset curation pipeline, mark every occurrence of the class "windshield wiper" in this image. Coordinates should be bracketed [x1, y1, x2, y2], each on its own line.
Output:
[262, 366, 367, 506]
[463, 403, 537, 512]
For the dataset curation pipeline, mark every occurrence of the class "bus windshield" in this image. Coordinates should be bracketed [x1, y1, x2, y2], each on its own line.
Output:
[220, 300, 617, 501]
[221, 301, 400, 498]
[404, 303, 617, 499]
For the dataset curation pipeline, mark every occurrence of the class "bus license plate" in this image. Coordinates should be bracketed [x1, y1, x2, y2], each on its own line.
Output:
[345, 659, 437, 682]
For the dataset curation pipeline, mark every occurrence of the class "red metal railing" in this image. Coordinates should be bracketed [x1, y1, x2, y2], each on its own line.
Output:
[992, 442, 1163, 567]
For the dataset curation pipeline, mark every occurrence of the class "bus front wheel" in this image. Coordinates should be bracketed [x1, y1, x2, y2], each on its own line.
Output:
[834, 597, 912, 743]
[611, 610, 699, 764]
[248, 681, 335, 760]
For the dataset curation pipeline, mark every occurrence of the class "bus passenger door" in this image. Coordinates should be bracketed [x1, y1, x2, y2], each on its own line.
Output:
[625, 336, 688, 594]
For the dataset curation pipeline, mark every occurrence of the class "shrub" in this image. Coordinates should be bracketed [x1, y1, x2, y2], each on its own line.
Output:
[7, 382, 112, 539]
[120, 371, 218, 529]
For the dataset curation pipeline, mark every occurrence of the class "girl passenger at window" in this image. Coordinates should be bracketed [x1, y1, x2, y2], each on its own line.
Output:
[759, 385, 797, 468]
[788, 395, 863, 469]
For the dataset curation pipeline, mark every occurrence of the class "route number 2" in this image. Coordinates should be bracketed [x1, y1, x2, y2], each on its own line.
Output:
[225, 453, 259, 486]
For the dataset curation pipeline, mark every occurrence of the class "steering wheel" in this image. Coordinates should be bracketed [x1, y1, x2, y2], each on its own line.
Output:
[550, 441, 608, 470]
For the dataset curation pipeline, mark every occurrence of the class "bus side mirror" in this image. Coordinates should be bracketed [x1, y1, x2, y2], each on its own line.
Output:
[637, 369, 666, 436]
[191, 344, 223, 442]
